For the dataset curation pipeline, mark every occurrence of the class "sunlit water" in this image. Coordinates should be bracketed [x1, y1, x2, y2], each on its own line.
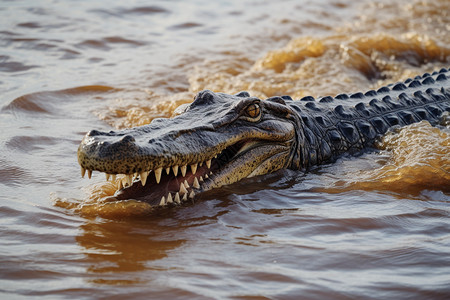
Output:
[0, 0, 449, 299]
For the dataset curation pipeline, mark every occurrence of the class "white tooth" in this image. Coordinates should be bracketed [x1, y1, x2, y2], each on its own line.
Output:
[199, 161, 203, 167]
[118, 180, 123, 189]
[182, 193, 188, 201]
[126, 174, 133, 186]
[167, 193, 173, 204]
[200, 176, 204, 182]
[179, 183, 188, 195]
[154, 167, 162, 184]
[191, 163, 198, 175]
[106, 173, 111, 181]
[193, 177, 200, 189]
[184, 180, 190, 188]
[134, 172, 138, 180]
[209, 171, 213, 175]
[160, 196, 166, 206]
[189, 190, 195, 199]
[87, 169, 92, 179]
[81, 167, 86, 178]
[181, 165, 187, 177]
[172, 165, 179, 176]
[174, 192, 181, 204]
[214, 154, 217, 159]
[205, 174, 209, 179]
[140, 171, 148, 186]
[166, 167, 170, 175]
[206, 159, 211, 169]
[111, 174, 116, 181]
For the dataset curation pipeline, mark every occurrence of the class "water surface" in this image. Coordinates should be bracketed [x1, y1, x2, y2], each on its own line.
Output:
[0, 0, 449, 299]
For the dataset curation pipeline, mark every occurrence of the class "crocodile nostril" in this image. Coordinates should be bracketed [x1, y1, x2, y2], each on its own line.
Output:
[87, 129, 102, 136]
[121, 135, 136, 143]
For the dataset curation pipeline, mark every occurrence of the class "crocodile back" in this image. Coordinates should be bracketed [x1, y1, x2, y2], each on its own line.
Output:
[287, 68, 450, 168]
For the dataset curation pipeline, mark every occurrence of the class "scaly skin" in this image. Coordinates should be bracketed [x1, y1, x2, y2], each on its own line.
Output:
[78, 68, 450, 207]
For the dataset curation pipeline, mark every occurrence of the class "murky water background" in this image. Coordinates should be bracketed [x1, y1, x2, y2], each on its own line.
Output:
[1, 0, 449, 299]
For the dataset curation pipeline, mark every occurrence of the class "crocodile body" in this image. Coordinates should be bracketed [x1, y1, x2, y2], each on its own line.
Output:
[78, 68, 450, 207]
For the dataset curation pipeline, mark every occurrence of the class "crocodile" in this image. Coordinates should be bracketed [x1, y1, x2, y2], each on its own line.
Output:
[78, 68, 450, 207]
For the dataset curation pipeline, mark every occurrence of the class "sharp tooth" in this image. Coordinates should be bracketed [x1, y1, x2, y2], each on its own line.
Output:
[172, 165, 179, 176]
[105, 173, 110, 181]
[133, 172, 138, 180]
[87, 169, 92, 179]
[159, 196, 166, 206]
[126, 174, 133, 186]
[179, 183, 188, 195]
[154, 167, 162, 184]
[181, 165, 187, 177]
[209, 171, 213, 175]
[206, 159, 211, 169]
[81, 167, 86, 178]
[167, 193, 173, 204]
[189, 190, 195, 199]
[199, 161, 203, 167]
[214, 154, 217, 159]
[165, 167, 170, 175]
[193, 177, 200, 189]
[182, 193, 187, 201]
[205, 174, 209, 179]
[140, 171, 148, 186]
[190, 163, 198, 175]
[184, 180, 190, 188]
[118, 180, 123, 190]
[111, 174, 116, 181]
[199, 176, 204, 182]
[174, 192, 181, 204]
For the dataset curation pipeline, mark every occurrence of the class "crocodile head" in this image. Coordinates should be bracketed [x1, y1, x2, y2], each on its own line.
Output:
[77, 90, 301, 207]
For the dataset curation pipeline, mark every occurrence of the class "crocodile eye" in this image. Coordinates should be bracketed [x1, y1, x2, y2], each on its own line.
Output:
[245, 103, 261, 119]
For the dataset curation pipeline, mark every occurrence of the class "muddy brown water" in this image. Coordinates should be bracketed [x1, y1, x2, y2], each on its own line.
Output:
[0, 0, 449, 299]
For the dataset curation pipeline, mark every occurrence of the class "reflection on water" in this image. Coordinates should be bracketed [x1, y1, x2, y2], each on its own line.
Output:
[1, 0, 449, 298]
[78, 220, 185, 285]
